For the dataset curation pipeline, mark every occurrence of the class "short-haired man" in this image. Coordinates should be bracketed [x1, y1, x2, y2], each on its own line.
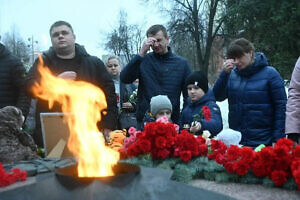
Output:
[25, 21, 118, 147]
[120, 24, 191, 129]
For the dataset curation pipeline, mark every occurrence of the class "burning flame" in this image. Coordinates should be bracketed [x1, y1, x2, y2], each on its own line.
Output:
[31, 56, 119, 177]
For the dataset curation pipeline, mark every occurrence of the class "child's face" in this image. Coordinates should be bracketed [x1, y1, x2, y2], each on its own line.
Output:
[155, 109, 171, 120]
[187, 84, 205, 102]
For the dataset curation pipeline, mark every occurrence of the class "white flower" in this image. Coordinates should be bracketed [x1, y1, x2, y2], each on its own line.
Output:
[129, 89, 138, 103]
[202, 130, 211, 138]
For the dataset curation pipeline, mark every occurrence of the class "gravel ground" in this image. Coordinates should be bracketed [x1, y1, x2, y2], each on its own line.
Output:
[189, 179, 300, 200]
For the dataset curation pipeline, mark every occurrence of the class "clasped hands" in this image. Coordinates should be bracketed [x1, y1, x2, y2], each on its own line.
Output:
[58, 71, 77, 80]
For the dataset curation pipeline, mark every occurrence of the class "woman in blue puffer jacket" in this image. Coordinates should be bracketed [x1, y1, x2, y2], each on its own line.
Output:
[213, 38, 287, 148]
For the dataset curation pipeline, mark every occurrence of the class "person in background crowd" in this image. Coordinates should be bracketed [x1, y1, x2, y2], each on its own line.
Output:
[180, 71, 223, 136]
[213, 38, 287, 148]
[25, 21, 117, 147]
[120, 24, 191, 130]
[0, 39, 30, 119]
[105, 55, 137, 130]
[285, 57, 300, 144]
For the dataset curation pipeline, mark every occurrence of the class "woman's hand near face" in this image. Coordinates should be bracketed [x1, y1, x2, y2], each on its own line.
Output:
[224, 59, 235, 74]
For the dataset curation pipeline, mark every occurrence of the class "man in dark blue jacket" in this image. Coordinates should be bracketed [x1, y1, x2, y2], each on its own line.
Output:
[0, 42, 30, 118]
[120, 24, 191, 129]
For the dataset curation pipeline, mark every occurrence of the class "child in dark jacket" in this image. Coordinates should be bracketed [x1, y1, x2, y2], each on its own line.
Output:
[180, 71, 223, 137]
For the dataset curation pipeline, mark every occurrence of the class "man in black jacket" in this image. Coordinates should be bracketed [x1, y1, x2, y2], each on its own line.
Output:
[0, 41, 30, 118]
[25, 21, 118, 147]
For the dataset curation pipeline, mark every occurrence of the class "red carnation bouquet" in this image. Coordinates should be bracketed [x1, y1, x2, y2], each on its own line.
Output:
[208, 138, 300, 189]
[121, 118, 208, 162]
[0, 163, 27, 187]
[120, 117, 300, 189]
[125, 119, 178, 159]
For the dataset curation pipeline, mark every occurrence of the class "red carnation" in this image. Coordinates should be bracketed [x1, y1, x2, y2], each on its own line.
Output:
[0, 174, 13, 187]
[155, 149, 170, 159]
[173, 148, 180, 157]
[224, 161, 234, 173]
[291, 160, 300, 172]
[240, 147, 254, 163]
[136, 131, 146, 140]
[127, 143, 140, 157]
[166, 136, 175, 148]
[292, 168, 300, 189]
[138, 139, 151, 153]
[0, 163, 5, 175]
[144, 123, 157, 137]
[196, 136, 206, 145]
[226, 145, 240, 161]
[156, 124, 167, 135]
[273, 157, 290, 172]
[271, 170, 288, 186]
[179, 151, 192, 162]
[274, 145, 290, 158]
[292, 145, 300, 158]
[251, 150, 275, 177]
[198, 144, 208, 156]
[233, 161, 250, 176]
[0, 163, 27, 187]
[251, 161, 267, 177]
[118, 148, 128, 159]
[210, 139, 227, 155]
[260, 146, 276, 162]
[11, 168, 27, 181]
[275, 138, 294, 150]
[215, 153, 226, 165]
[180, 129, 190, 135]
[155, 136, 167, 149]
[202, 106, 211, 121]
[207, 151, 218, 160]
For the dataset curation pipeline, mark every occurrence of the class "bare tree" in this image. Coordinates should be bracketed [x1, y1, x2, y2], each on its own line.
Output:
[2, 26, 30, 63]
[165, 0, 225, 76]
[130, 24, 144, 57]
[104, 10, 145, 63]
[105, 30, 123, 56]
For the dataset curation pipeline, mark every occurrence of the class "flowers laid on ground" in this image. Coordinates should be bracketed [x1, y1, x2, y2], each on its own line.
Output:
[119, 120, 300, 190]
[0, 163, 27, 187]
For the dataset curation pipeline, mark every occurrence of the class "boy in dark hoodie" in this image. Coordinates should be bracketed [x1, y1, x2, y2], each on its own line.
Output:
[180, 71, 223, 136]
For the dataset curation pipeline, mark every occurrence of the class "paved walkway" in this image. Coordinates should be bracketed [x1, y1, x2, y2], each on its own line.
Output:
[189, 179, 300, 200]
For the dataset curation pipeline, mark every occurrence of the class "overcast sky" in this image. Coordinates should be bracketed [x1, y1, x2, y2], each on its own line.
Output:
[0, 0, 169, 58]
